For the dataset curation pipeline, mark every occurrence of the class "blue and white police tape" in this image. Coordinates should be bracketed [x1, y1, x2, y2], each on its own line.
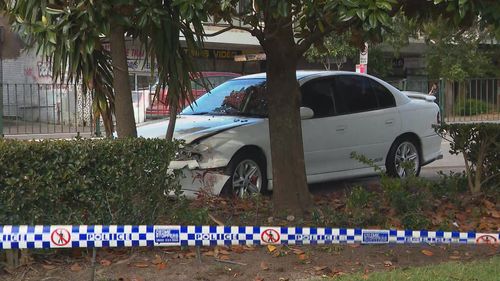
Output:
[0, 225, 498, 249]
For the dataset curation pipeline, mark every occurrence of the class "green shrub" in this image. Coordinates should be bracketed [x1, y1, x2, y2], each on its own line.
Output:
[381, 177, 426, 214]
[430, 171, 468, 197]
[453, 99, 490, 116]
[401, 212, 430, 230]
[0, 138, 180, 225]
[346, 186, 372, 210]
[350, 151, 432, 229]
[436, 123, 500, 194]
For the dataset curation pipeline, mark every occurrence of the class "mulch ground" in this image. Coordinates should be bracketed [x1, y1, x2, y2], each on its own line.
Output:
[2, 177, 499, 281]
[2, 243, 499, 281]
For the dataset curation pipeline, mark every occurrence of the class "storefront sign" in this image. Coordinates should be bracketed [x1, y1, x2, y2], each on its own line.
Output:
[234, 53, 266, 62]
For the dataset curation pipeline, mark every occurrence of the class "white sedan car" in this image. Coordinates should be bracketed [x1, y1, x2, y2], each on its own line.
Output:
[138, 71, 443, 198]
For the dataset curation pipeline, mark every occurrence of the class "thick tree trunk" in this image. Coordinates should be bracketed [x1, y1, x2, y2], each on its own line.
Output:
[109, 22, 137, 138]
[263, 21, 312, 215]
[166, 103, 178, 141]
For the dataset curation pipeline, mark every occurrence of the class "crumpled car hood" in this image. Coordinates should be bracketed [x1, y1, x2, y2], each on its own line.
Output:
[137, 115, 262, 143]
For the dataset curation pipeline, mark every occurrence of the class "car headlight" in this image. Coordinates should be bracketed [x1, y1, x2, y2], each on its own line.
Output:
[174, 143, 210, 161]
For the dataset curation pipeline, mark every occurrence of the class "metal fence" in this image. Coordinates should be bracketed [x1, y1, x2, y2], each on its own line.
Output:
[1, 83, 94, 136]
[388, 78, 500, 123]
[441, 78, 500, 123]
[0, 83, 152, 136]
[2, 78, 498, 136]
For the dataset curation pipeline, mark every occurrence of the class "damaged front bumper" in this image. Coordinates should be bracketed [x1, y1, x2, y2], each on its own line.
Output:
[168, 160, 230, 198]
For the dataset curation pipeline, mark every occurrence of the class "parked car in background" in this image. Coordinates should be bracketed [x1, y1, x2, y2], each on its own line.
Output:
[137, 71, 443, 198]
[146, 72, 241, 118]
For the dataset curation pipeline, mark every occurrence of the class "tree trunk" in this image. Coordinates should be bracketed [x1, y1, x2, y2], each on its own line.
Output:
[263, 20, 312, 215]
[109, 22, 137, 138]
[166, 103, 178, 141]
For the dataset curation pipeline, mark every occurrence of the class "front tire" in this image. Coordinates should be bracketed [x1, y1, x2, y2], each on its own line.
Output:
[386, 139, 421, 178]
[222, 151, 267, 198]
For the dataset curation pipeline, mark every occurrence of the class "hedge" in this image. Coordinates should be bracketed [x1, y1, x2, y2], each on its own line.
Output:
[436, 123, 500, 194]
[0, 138, 180, 225]
[453, 99, 490, 116]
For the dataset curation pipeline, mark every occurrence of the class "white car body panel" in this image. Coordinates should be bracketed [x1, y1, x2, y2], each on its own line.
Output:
[137, 71, 442, 197]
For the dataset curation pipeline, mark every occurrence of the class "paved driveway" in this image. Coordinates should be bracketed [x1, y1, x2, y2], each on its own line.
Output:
[420, 140, 465, 180]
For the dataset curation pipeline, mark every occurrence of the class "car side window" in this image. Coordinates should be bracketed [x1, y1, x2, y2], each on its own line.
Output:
[370, 79, 396, 108]
[300, 79, 335, 118]
[332, 75, 378, 115]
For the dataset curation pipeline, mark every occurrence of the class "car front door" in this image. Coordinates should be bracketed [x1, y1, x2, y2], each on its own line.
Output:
[300, 78, 346, 175]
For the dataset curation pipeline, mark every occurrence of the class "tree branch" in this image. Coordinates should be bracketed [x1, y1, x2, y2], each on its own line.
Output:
[295, 15, 356, 57]
[201, 24, 263, 40]
[202, 26, 236, 37]
[295, 25, 336, 57]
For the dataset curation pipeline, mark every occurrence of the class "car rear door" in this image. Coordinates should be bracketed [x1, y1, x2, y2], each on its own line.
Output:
[331, 75, 400, 170]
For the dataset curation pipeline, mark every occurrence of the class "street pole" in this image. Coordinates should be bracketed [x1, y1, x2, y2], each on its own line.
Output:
[439, 78, 445, 125]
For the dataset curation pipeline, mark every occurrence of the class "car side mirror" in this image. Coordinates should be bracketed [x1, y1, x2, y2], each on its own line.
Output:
[300, 107, 314, 120]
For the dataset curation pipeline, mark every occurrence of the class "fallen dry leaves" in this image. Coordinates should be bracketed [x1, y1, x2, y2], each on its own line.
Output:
[132, 262, 149, 268]
[267, 245, 277, 253]
[313, 266, 327, 272]
[100, 259, 112, 267]
[298, 253, 308, 261]
[260, 261, 270, 271]
[42, 264, 56, 270]
[70, 263, 82, 272]
[290, 248, 305, 255]
[156, 262, 167, 271]
[203, 250, 215, 257]
[421, 250, 434, 256]
[151, 255, 163, 265]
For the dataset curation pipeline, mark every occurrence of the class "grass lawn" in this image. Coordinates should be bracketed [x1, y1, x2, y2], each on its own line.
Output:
[317, 256, 500, 281]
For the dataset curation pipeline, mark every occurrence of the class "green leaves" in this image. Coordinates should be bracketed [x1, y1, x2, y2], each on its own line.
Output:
[133, 0, 208, 113]
[423, 18, 498, 80]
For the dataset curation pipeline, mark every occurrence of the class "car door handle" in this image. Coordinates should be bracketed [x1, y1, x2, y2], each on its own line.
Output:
[336, 125, 346, 132]
[385, 119, 394, 125]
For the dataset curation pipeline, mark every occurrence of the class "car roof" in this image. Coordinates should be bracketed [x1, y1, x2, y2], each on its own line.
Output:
[233, 70, 371, 81]
[199, 71, 241, 77]
[232, 70, 411, 106]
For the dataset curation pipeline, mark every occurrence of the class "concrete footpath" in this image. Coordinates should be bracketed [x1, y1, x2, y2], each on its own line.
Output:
[420, 140, 465, 179]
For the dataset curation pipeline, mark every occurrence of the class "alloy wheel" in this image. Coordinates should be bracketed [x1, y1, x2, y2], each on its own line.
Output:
[232, 159, 262, 198]
[394, 141, 419, 178]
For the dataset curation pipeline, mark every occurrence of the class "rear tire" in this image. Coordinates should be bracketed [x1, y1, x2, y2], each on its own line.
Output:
[386, 138, 421, 178]
[221, 150, 268, 198]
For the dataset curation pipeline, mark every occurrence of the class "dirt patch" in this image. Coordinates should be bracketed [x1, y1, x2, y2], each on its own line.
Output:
[2, 244, 499, 281]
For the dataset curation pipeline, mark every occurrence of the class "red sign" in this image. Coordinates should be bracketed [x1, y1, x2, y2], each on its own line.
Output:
[51, 228, 71, 246]
[261, 229, 280, 244]
[476, 234, 497, 244]
[356, 64, 367, 74]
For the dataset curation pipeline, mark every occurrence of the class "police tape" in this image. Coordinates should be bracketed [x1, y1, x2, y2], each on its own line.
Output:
[0, 225, 498, 249]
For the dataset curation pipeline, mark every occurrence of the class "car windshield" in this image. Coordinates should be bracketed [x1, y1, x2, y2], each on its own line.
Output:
[180, 78, 267, 117]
